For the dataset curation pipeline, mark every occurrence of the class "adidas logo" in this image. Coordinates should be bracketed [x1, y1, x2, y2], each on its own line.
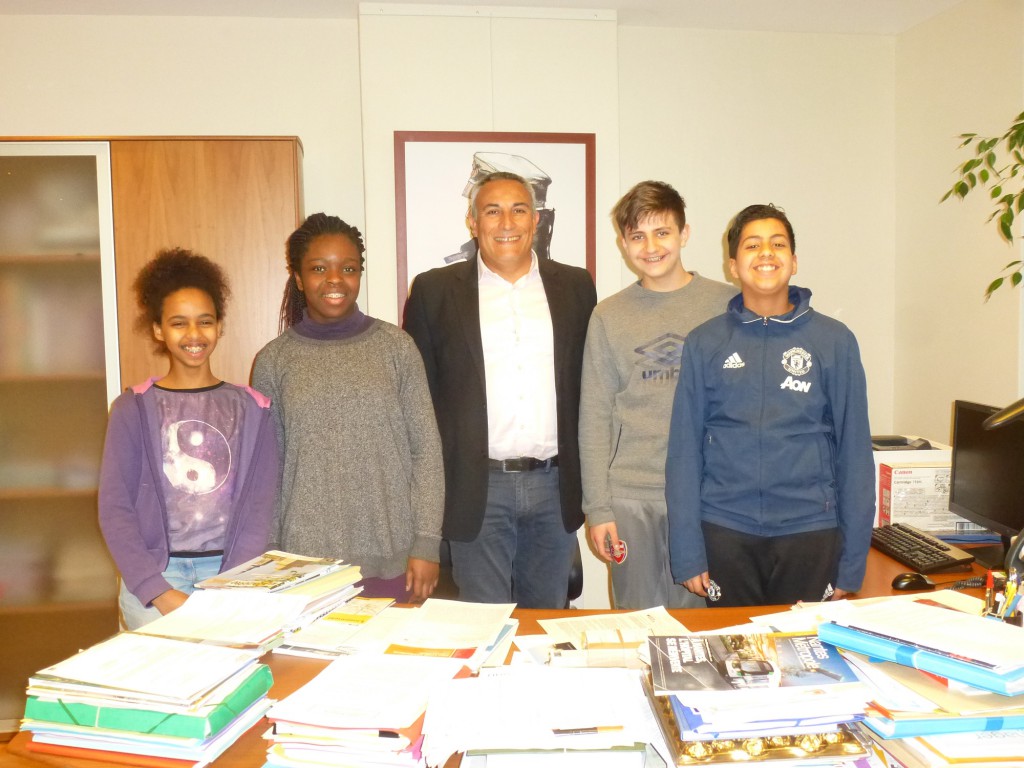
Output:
[723, 353, 745, 369]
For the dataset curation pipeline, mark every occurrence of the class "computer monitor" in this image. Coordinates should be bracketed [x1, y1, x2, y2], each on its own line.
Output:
[948, 400, 1024, 569]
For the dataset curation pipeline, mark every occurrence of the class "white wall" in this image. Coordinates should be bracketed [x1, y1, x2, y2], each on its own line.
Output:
[617, 26, 897, 434]
[0, 14, 365, 252]
[894, 0, 1024, 442]
[357, 6, 621, 324]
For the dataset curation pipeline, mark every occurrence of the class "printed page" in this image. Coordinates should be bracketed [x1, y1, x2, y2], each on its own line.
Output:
[538, 606, 688, 648]
[133, 588, 308, 646]
[385, 598, 515, 652]
[195, 550, 342, 591]
[275, 597, 395, 657]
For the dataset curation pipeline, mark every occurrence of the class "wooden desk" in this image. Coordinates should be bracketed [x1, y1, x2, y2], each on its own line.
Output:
[1, 548, 988, 768]
[855, 546, 985, 598]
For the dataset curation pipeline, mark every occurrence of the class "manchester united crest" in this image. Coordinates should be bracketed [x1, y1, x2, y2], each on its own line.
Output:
[781, 347, 812, 376]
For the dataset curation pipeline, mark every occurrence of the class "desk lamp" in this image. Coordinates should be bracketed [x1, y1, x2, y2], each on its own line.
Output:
[983, 396, 1024, 571]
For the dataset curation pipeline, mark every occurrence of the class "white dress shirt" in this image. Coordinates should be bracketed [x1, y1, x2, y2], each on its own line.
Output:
[478, 253, 558, 460]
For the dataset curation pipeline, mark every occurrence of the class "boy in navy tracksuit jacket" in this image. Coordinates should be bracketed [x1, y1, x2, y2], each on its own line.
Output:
[666, 204, 874, 607]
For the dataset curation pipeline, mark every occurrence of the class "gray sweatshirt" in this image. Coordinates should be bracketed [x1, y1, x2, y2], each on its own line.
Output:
[579, 273, 736, 526]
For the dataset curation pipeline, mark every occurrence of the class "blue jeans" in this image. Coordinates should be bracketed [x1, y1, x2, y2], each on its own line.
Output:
[450, 465, 575, 608]
[118, 555, 223, 630]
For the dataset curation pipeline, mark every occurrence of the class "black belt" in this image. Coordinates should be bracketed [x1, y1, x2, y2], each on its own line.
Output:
[169, 550, 224, 558]
[488, 456, 559, 473]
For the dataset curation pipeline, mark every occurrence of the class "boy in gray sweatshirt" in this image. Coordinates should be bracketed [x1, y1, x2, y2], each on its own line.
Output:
[579, 181, 735, 608]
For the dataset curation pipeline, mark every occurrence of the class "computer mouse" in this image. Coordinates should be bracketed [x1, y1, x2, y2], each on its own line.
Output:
[891, 572, 936, 591]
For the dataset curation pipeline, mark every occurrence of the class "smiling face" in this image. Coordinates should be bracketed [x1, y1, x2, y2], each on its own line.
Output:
[468, 178, 538, 281]
[621, 211, 691, 291]
[294, 233, 363, 323]
[153, 287, 222, 384]
[729, 217, 798, 316]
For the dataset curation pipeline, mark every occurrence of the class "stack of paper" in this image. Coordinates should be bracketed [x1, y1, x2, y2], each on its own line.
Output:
[198, 549, 364, 625]
[845, 651, 1024, 739]
[195, 550, 346, 591]
[816, 596, 1024, 765]
[264, 654, 469, 768]
[378, 598, 517, 672]
[135, 551, 364, 651]
[20, 633, 269, 767]
[422, 666, 658, 768]
[817, 598, 1024, 696]
[646, 631, 870, 765]
[861, 726, 1024, 768]
[275, 596, 396, 659]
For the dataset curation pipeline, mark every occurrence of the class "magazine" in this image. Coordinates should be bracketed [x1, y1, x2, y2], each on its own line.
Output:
[195, 550, 344, 592]
[648, 632, 863, 704]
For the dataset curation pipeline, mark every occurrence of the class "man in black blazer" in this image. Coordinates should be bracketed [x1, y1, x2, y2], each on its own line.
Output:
[404, 171, 596, 607]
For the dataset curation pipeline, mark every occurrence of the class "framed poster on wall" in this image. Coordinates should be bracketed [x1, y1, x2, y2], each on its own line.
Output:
[394, 130, 596, 312]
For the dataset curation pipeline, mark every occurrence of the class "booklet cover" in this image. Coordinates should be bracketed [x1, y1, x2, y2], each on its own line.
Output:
[195, 550, 343, 592]
[649, 632, 859, 698]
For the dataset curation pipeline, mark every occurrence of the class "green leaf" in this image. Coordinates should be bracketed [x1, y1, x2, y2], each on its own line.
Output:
[1002, 260, 1022, 269]
[999, 214, 1014, 241]
[956, 180, 969, 198]
[1012, 272, 1023, 288]
[992, 185, 1003, 198]
[980, 169, 990, 182]
[967, 172, 977, 187]
[986, 276, 1004, 299]
[1017, 194, 1024, 214]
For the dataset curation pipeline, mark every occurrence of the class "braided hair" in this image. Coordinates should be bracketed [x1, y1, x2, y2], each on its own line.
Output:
[279, 213, 366, 332]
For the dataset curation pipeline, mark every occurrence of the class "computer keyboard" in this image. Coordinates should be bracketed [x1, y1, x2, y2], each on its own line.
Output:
[871, 523, 976, 574]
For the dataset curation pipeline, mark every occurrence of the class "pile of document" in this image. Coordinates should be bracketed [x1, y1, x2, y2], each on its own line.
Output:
[20, 632, 270, 767]
[423, 666, 659, 768]
[646, 631, 871, 766]
[136, 550, 364, 652]
[277, 597, 518, 669]
[816, 596, 1024, 767]
[265, 654, 469, 767]
[274, 596, 396, 658]
[264, 599, 517, 767]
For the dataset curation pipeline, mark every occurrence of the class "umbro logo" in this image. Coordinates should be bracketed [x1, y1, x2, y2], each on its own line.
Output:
[723, 353, 745, 369]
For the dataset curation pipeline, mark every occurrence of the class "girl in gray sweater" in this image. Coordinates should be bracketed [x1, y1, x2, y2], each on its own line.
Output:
[251, 214, 443, 602]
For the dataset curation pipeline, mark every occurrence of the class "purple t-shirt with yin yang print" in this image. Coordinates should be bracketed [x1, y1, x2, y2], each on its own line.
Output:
[152, 382, 244, 554]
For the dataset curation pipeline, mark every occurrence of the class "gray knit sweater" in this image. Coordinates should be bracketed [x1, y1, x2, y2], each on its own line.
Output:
[251, 319, 443, 579]
[579, 273, 736, 526]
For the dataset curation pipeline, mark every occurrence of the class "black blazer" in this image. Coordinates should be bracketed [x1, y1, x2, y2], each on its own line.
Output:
[404, 256, 597, 541]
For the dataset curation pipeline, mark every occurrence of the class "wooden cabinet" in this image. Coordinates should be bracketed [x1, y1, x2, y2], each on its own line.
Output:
[111, 138, 304, 388]
[0, 137, 303, 734]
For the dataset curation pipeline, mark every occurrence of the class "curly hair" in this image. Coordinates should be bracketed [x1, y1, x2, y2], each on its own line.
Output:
[133, 248, 230, 334]
[279, 213, 366, 331]
[726, 204, 796, 259]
